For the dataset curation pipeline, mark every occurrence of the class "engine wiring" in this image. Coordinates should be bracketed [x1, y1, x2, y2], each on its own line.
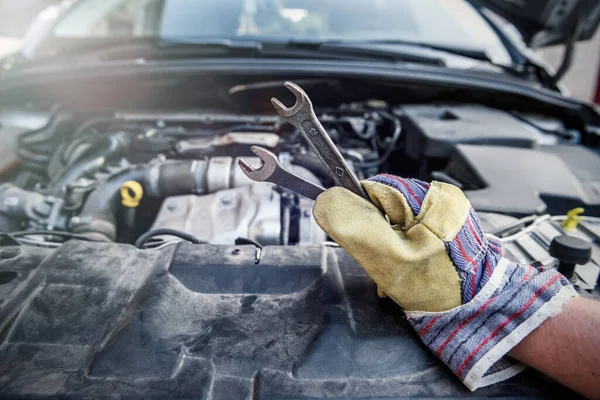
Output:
[358, 111, 402, 169]
[135, 229, 208, 249]
[9, 230, 103, 242]
[3, 230, 104, 248]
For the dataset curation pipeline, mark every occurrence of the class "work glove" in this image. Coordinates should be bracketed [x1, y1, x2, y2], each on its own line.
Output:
[313, 174, 577, 391]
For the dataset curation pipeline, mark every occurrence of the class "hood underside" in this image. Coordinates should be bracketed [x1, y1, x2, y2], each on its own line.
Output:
[471, 0, 600, 47]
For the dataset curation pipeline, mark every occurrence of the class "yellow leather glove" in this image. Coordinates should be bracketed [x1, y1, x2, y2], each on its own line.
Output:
[313, 175, 577, 391]
[313, 176, 471, 312]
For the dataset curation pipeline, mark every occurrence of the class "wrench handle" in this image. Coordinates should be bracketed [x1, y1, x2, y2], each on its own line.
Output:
[268, 167, 325, 201]
[294, 111, 369, 200]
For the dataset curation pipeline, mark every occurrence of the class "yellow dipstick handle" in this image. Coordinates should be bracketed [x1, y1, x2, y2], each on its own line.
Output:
[562, 207, 584, 232]
[120, 181, 144, 208]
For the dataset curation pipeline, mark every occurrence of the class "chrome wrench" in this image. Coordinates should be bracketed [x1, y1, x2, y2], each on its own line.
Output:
[271, 81, 369, 200]
[238, 145, 325, 201]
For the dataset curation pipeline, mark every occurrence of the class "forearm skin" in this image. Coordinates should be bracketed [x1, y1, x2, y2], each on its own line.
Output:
[510, 297, 600, 399]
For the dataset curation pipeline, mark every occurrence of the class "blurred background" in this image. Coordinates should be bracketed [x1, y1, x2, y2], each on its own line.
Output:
[539, 26, 600, 103]
[0, 0, 55, 53]
[0, 0, 53, 56]
[0, 0, 599, 103]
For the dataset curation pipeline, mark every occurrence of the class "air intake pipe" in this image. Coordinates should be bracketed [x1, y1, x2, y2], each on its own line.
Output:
[71, 157, 260, 241]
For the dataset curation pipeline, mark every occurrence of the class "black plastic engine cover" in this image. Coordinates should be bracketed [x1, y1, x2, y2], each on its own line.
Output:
[446, 144, 600, 216]
[0, 242, 580, 399]
[401, 105, 539, 159]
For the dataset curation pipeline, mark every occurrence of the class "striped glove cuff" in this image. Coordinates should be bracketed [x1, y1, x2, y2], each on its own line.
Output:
[407, 259, 576, 390]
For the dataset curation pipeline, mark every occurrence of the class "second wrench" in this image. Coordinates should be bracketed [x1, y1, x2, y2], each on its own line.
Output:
[271, 81, 369, 200]
[238, 146, 325, 201]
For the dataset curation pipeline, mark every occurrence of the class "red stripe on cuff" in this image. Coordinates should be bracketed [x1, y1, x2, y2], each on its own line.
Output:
[467, 218, 483, 247]
[456, 273, 562, 378]
[485, 259, 492, 279]
[382, 174, 422, 206]
[488, 241, 503, 255]
[435, 296, 496, 357]
[456, 236, 477, 268]
[521, 265, 535, 283]
[456, 235, 479, 299]
[471, 269, 477, 299]
[418, 315, 442, 337]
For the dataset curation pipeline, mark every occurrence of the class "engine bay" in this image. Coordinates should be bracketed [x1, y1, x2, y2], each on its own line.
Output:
[1, 104, 402, 247]
[1, 94, 599, 291]
[1, 81, 600, 398]
[2, 99, 599, 248]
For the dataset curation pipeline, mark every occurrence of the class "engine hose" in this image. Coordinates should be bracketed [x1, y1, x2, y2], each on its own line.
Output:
[17, 109, 72, 152]
[16, 148, 51, 164]
[48, 136, 95, 179]
[47, 133, 130, 196]
[71, 159, 212, 242]
[71, 167, 148, 241]
[61, 135, 95, 164]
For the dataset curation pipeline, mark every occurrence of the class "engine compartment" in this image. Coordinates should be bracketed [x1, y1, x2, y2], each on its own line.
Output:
[1, 99, 598, 250]
[1, 80, 600, 398]
[0, 104, 400, 247]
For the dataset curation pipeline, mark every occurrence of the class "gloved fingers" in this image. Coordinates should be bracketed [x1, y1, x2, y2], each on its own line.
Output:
[364, 179, 471, 243]
[313, 186, 462, 311]
[361, 180, 417, 228]
[377, 285, 388, 299]
[417, 181, 471, 242]
[312, 186, 405, 289]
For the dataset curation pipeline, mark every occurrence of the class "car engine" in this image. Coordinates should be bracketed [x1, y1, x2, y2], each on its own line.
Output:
[0, 105, 400, 248]
[1, 95, 600, 399]
[1, 100, 599, 283]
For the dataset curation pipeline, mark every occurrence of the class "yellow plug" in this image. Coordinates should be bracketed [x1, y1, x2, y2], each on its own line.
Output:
[562, 207, 585, 232]
[120, 181, 144, 208]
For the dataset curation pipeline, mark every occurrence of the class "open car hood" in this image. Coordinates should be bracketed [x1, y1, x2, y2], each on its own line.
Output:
[471, 0, 600, 47]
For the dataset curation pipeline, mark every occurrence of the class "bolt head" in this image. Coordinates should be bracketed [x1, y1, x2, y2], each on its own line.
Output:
[221, 195, 234, 206]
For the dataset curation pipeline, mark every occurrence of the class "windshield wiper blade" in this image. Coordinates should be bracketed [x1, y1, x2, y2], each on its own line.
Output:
[159, 37, 263, 50]
[159, 38, 446, 65]
[105, 38, 264, 59]
[275, 39, 445, 66]
[49, 37, 447, 66]
[358, 39, 493, 62]
[347, 39, 528, 75]
[45, 37, 264, 60]
[160, 39, 444, 65]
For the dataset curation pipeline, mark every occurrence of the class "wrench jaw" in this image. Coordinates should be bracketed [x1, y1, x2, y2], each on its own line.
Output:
[238, 146, 279, 182]
[238, 145, 326, 200]
[238, 158, 261, 180]
[272, 81, 370, 201]
[270, 81, 311, 118]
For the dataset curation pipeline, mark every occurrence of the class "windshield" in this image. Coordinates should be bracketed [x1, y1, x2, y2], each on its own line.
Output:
[52, 0, 510, 62]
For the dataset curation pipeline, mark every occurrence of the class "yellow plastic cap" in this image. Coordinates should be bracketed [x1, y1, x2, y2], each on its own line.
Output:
[120, 181, 144, 208]
[562, 207, 585, 231]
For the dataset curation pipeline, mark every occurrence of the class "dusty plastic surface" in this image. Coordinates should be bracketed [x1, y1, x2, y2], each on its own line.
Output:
[402, 105, 539, 159]
[446, 144, 600, 216]
[0, 242, 581, 399]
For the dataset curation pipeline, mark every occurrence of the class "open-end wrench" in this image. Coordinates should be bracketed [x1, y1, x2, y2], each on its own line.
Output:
[271, 81, 369, 200]
[238, 145, 325, 201]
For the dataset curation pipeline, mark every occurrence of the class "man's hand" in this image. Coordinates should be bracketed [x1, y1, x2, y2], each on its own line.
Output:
[313, 176, 484, 312]
[313, 175, 577, 391]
